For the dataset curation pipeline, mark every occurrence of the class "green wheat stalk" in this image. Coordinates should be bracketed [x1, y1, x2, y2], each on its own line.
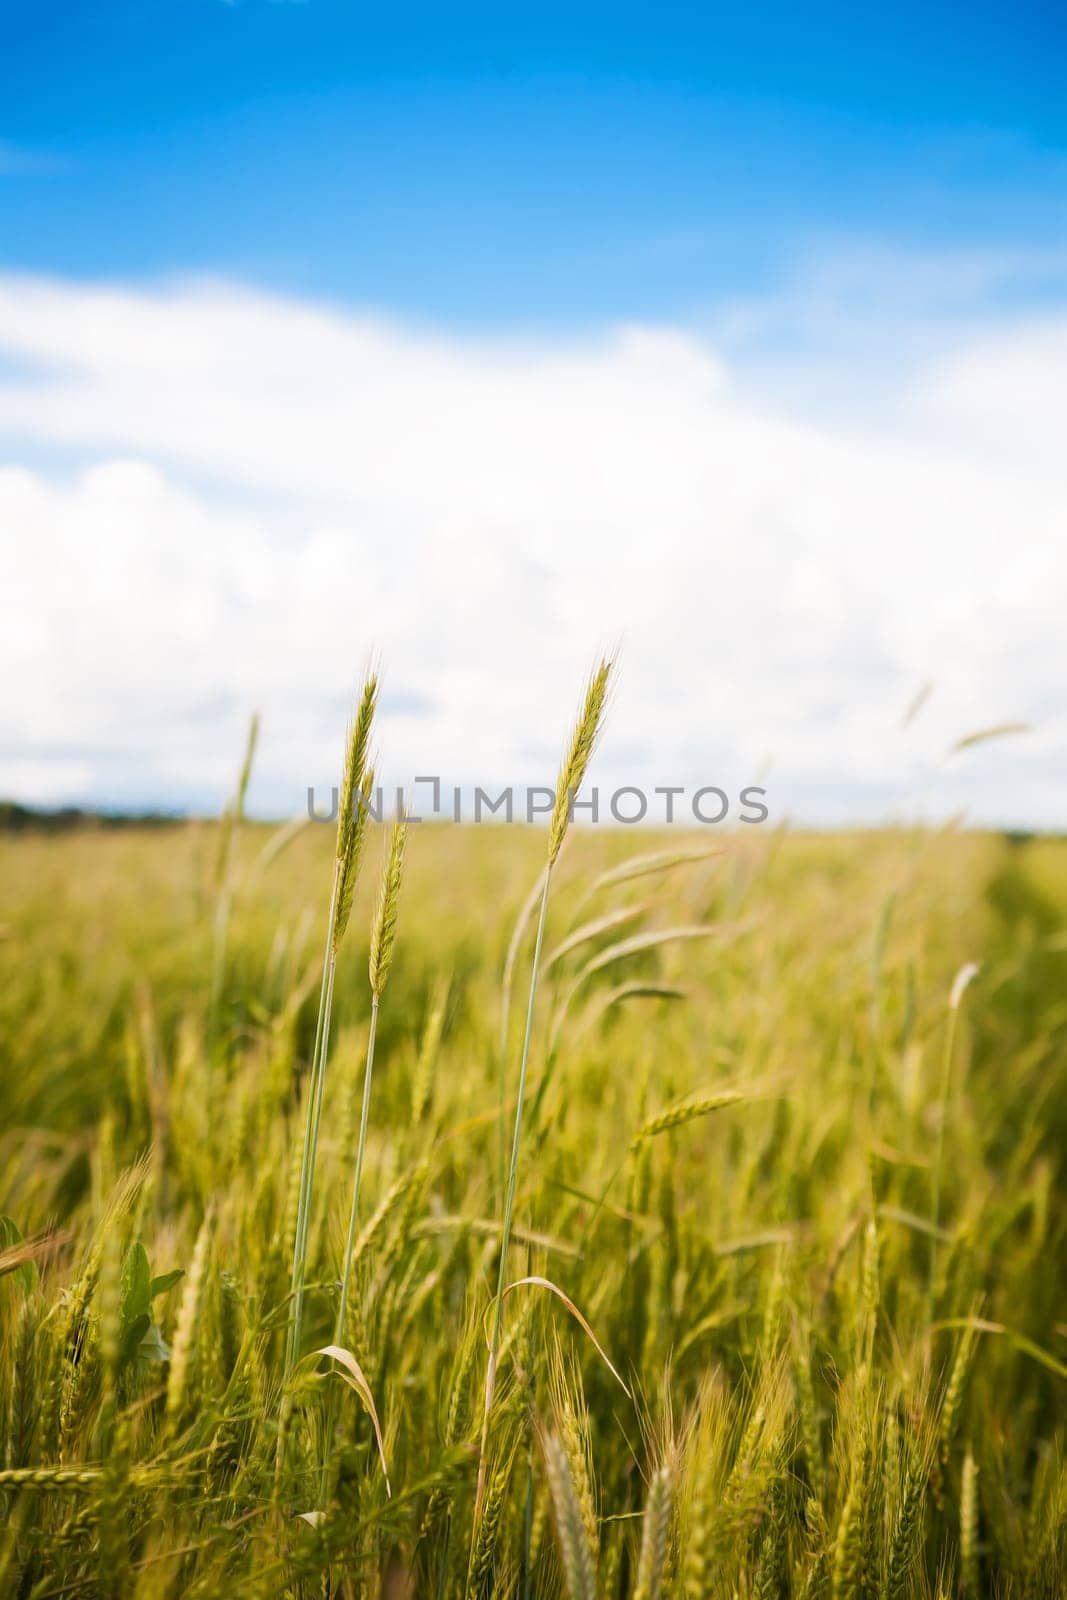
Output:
[317, 815, 407, 1502]
[929, 960, 978, 1318]
[474, 657, 612, 1521]
[284, 673, 378, 1378]
[210, 711, 260, 1019]
[336, 814, 407, 1347]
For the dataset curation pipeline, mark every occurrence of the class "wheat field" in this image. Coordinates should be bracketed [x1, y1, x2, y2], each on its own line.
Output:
[1, 768, 1065, 1595]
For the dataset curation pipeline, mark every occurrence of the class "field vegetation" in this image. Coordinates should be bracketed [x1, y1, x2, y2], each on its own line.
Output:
[0, 695, 1064, 1597]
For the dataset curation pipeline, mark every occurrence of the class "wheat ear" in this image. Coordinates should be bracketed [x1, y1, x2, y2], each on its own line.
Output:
[541, 1430, 598, 1600]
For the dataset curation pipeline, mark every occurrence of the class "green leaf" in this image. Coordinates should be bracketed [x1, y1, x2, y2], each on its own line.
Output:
[150, 1269, 184, 1300]
[121, 1242, 151, 1324]
[0, 1215, 35, 1295]
[118, 1313, 151, 1374]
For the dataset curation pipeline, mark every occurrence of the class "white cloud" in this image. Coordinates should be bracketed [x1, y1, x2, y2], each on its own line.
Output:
[0, 270, 1064, 826]
[911, 318, 1067, 469]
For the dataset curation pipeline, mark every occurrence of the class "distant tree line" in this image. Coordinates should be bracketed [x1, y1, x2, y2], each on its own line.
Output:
[0, 800, 183, 833]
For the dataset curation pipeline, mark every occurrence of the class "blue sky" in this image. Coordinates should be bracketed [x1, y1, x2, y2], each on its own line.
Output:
[3, 2, 1064, 324]
[1, 3, 1065, 826]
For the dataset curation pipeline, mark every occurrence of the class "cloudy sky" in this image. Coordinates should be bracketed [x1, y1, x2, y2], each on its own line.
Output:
[2, 3, 1064, 826]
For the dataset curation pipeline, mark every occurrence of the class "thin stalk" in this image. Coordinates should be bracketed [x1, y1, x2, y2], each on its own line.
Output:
[335, 995, 380, 1345]
[475, 866, 552, 1518]
[500, 866, 548, 1194]
[499, 1003, 509, 1199]
[285, 861, 340, 1377]
[319, 975, 384, 1502]
[522, 1458, 535, 1600]
[436, 1514, 452, 1600]
[210, 887, 231, 1025]
[209, 712, 260, 1028]
[928, 999, 962, 1320]
[319, 815, 405, 1500]
[300, 953, 338, 1265]
[500, 960, 512, 1195]
[929, 963, 977, 1319]
[303, 955, 339, 1245]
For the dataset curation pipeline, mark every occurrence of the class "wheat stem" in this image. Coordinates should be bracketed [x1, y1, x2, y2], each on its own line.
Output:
[284, 863, 339, 1378]
[476, 865, 552, 1517]
[315, 992, 380, 1507]
[929, 963, 977, 1318]
[476, 659, 612, 1522]
[336, 994, 379, 1350]
[285, 675, 378, 1380]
